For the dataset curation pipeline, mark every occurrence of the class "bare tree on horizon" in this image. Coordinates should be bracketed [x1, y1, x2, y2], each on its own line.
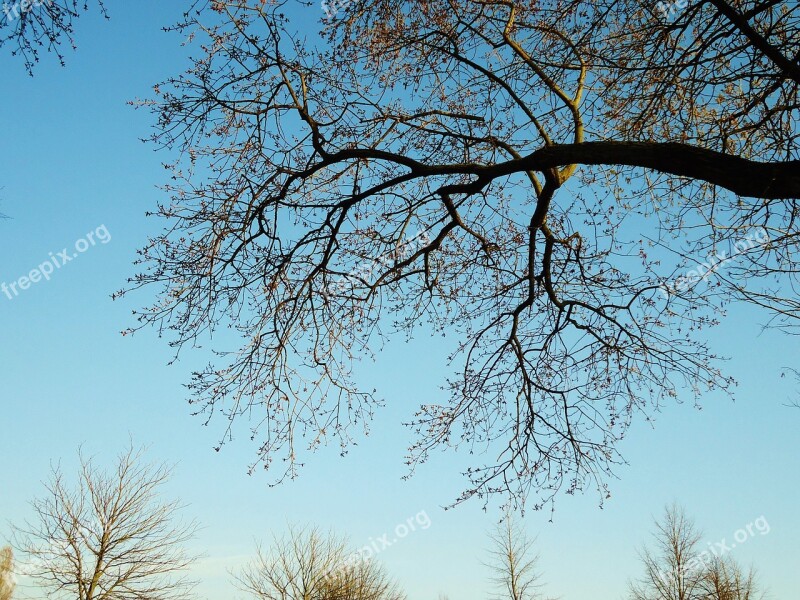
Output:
[485, 515, 548, 600]
[12, 445, 198, 600]
[629, 504, 767, 600]
[237, 524, 405, 600]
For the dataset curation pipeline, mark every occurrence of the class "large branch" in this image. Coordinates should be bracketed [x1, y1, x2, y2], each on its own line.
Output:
[322, 141, 799, 199]
[504, 142, 800, 199]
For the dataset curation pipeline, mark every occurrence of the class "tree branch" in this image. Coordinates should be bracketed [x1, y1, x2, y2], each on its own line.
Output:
[505, 141, 800, 199]
[707, 0, 800, 86]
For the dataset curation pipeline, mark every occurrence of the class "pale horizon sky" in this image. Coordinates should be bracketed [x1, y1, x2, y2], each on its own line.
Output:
[1, 3, 798, 599]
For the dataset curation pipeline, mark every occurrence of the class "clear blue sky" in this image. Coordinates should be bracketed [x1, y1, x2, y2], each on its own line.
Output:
[1, 3, 798, 599]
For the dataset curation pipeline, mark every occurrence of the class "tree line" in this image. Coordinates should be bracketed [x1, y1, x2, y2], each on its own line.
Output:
[1, 448, 768, 600]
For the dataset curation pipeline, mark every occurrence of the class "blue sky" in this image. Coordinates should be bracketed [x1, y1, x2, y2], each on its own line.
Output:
[1, 2, 798, 599]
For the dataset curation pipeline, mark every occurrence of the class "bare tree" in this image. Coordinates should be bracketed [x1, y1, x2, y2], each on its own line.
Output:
[629, 505, 767, 600]
[107, 0, 800, 509]
[629, 505, 706, 600]
[237, 525, 405, 600]
[0, 547, 14, 600]
[700, 556, 766, 600]
[318, 562, 405, 600]
[485, 516, 546, 600]
[7, 0, 795, 507]
[13, 446, 198, 600]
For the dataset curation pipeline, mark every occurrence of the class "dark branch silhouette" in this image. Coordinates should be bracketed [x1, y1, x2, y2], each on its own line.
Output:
[84, 0, 798, 508]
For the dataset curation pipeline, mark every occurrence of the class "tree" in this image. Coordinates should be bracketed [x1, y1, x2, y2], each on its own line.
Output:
[8, 0, 799, 508]
[0, 547, 14, 600]
[629, 504, 766, 600]
[700, 556, 765, 600]
[236, 525, 405, 600]
[116, 0, 800, 509]
[629, 504, 706, 600]
[485, 516, 547, 600]
[12, 446, 198, 600]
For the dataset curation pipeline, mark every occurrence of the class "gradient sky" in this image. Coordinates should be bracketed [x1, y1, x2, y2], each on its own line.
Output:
[1, 3, 798, 599]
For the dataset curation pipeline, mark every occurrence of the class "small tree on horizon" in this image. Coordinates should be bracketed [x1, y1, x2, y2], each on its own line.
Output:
[629, 504, 767, 600]
[485, 515, 548, 600]
[629, 504, 706, 600]
[700, 556, 765, 600]
[12, 445, 198, 600]
[237, 524, 405, 600]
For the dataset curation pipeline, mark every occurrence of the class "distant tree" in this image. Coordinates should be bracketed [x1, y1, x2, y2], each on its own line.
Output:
[629, 504, 706, 600]
[319, 563, 405, 600]
[13, 446, 198, 600]
[629, 504, 767, 600]
[0, 547, 14, 600]
[237, 525, 405, 600]
[700, 556, 765, 600]
[485, 516, 547, 600]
